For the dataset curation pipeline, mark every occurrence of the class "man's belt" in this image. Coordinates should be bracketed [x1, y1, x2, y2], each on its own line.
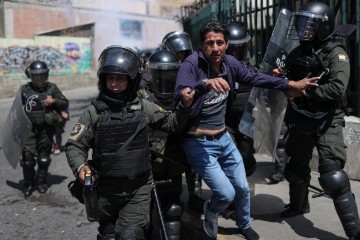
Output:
[185, 130, 227, 141]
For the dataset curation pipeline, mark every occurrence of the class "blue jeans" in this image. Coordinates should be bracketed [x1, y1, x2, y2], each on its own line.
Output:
[182, 132, 251, 229]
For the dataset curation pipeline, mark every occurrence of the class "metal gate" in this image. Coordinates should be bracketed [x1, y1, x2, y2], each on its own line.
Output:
[181, 0, 360, 116]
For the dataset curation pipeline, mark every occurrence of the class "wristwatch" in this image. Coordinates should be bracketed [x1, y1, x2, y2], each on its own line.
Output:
[202, 78, 209, 87]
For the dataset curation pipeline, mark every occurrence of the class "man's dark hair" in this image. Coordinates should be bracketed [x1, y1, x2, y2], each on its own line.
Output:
[199, 22, 229, 45]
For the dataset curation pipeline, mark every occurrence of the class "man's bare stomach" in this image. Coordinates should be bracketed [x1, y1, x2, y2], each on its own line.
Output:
[188, 126, 226, 136]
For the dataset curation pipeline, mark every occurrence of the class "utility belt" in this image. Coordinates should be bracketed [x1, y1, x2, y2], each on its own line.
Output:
[185, 129, 228, 141]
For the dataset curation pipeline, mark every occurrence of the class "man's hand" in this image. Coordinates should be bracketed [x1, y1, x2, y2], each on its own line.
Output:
[272, 67, 282, 77]
[181, 87, 195, 108]
[78, 165, 92, 185]
[43, 97, 56, 106]
[205, 77, 230, 94]
[288, 75, 319, 97]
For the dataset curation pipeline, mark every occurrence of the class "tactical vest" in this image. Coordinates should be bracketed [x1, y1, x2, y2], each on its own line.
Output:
[23, 85, 49, 125]
[92, 99, 151, 179]
[285, 42, 345, 136]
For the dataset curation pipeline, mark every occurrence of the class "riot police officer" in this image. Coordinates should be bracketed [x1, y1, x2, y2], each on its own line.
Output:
[225, 22, 256, 177]
[160, 31, 205, 212]
[282, 2, 360, 239]
[145, 49, 186, 240]
[21, 60, 69, 197]
[161, 31, 193, 63]
[65, 46, 194, 240]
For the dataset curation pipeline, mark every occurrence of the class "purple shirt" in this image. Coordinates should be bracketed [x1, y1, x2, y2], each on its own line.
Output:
[175, 50, 289, 130]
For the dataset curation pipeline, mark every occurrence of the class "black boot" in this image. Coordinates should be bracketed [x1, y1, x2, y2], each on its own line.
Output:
[22, 182, 34, 197]
[281, 182, 310, 218]
[20, 152, 36, 197]
[36, 154, 51, 194]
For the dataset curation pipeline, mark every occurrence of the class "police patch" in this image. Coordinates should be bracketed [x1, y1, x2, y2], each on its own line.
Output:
[69, 123, 86, 141]
[71, 124, 81, 135]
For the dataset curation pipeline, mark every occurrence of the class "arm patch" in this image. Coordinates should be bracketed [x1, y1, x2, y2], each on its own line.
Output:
[69, 123, 86, 141]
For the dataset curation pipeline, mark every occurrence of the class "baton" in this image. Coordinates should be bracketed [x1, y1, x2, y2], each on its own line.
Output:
[152, 182, 169, 240]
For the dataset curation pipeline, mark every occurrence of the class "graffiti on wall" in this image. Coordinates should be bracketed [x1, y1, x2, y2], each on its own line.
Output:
[0, 36, 91, 79]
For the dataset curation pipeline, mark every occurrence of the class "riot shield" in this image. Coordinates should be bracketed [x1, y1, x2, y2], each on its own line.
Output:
[239, 8, 299, 158]
[2, 89, 32, 169]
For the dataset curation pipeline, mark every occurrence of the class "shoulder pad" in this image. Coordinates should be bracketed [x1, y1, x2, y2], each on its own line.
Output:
[91, 99, 109, 112]
[321, 41, 345, 54]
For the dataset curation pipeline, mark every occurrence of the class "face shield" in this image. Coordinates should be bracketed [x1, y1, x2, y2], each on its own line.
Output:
[98, 46, 142, 80]
[97, 46, 143, 101]
[161, 32, 193, 56]
[286, 12, 325, 41]
[30, 73, 48, 88]
[226, 42, 249, 61]
[149, 68, 178, 98]
[147, 50, 180, 99]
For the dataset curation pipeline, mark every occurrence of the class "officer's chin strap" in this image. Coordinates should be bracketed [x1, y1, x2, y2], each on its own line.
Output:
[312, 48, 329, 80]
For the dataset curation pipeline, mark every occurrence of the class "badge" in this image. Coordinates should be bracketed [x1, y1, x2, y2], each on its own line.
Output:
[338, 54, 349, 63]
[71, 123, 81, 136]
[69, 123, 86, 141]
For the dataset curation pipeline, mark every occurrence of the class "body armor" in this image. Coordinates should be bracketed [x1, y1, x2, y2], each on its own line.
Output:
[23, 86, 48, 125]
[92, 100, 151, 179]
[285, 43, 340, 135]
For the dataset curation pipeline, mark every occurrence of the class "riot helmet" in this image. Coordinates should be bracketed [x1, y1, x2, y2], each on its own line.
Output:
[286, 2, 335, 42]
[147, 49, 181, 99]
[97, 45, 143, 102]
[25, 60, 49, 88]
[225, 23, 251, 61]
[161, 31, 193, 62]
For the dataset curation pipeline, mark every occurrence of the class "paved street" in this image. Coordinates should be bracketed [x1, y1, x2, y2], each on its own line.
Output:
[0, 86, 359, 239]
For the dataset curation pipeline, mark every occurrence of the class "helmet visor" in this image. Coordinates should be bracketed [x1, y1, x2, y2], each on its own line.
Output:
[98, 46, 141, 79]
[226, 43, 249, 61]
[162, 32, 193, 53]
[31, 73, 48, 88]
[150, 69, 178, 97]
[286, 12, 322, 41]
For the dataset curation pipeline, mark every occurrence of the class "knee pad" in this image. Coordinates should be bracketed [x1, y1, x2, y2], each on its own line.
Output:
[20, 152, 36, 168]
[118, 225, 145, 240]
[37, 153, 51, 168]
[319, 169, 351, 198]
[163, 203, 182, 221]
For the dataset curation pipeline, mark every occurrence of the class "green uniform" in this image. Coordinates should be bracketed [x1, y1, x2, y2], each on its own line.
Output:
[282, 41, 359, 233]
[22, 82, 69, 155]
[21, 82, 68, 193]
[285, 43, 349, 174]
[65, 96, 191, 236]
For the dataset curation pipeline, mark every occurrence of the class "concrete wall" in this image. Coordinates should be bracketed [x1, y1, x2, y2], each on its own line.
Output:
[0, 0, 190, 69]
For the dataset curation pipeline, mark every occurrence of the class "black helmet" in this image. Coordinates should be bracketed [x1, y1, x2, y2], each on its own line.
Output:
[25, 60, 49, 88]
[147, 49, 181, 99]
[97, 45, 143, 101]
[286, 2, 335, 41]
[225, 23, 251, 61]
[161, 32, 193, 62]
